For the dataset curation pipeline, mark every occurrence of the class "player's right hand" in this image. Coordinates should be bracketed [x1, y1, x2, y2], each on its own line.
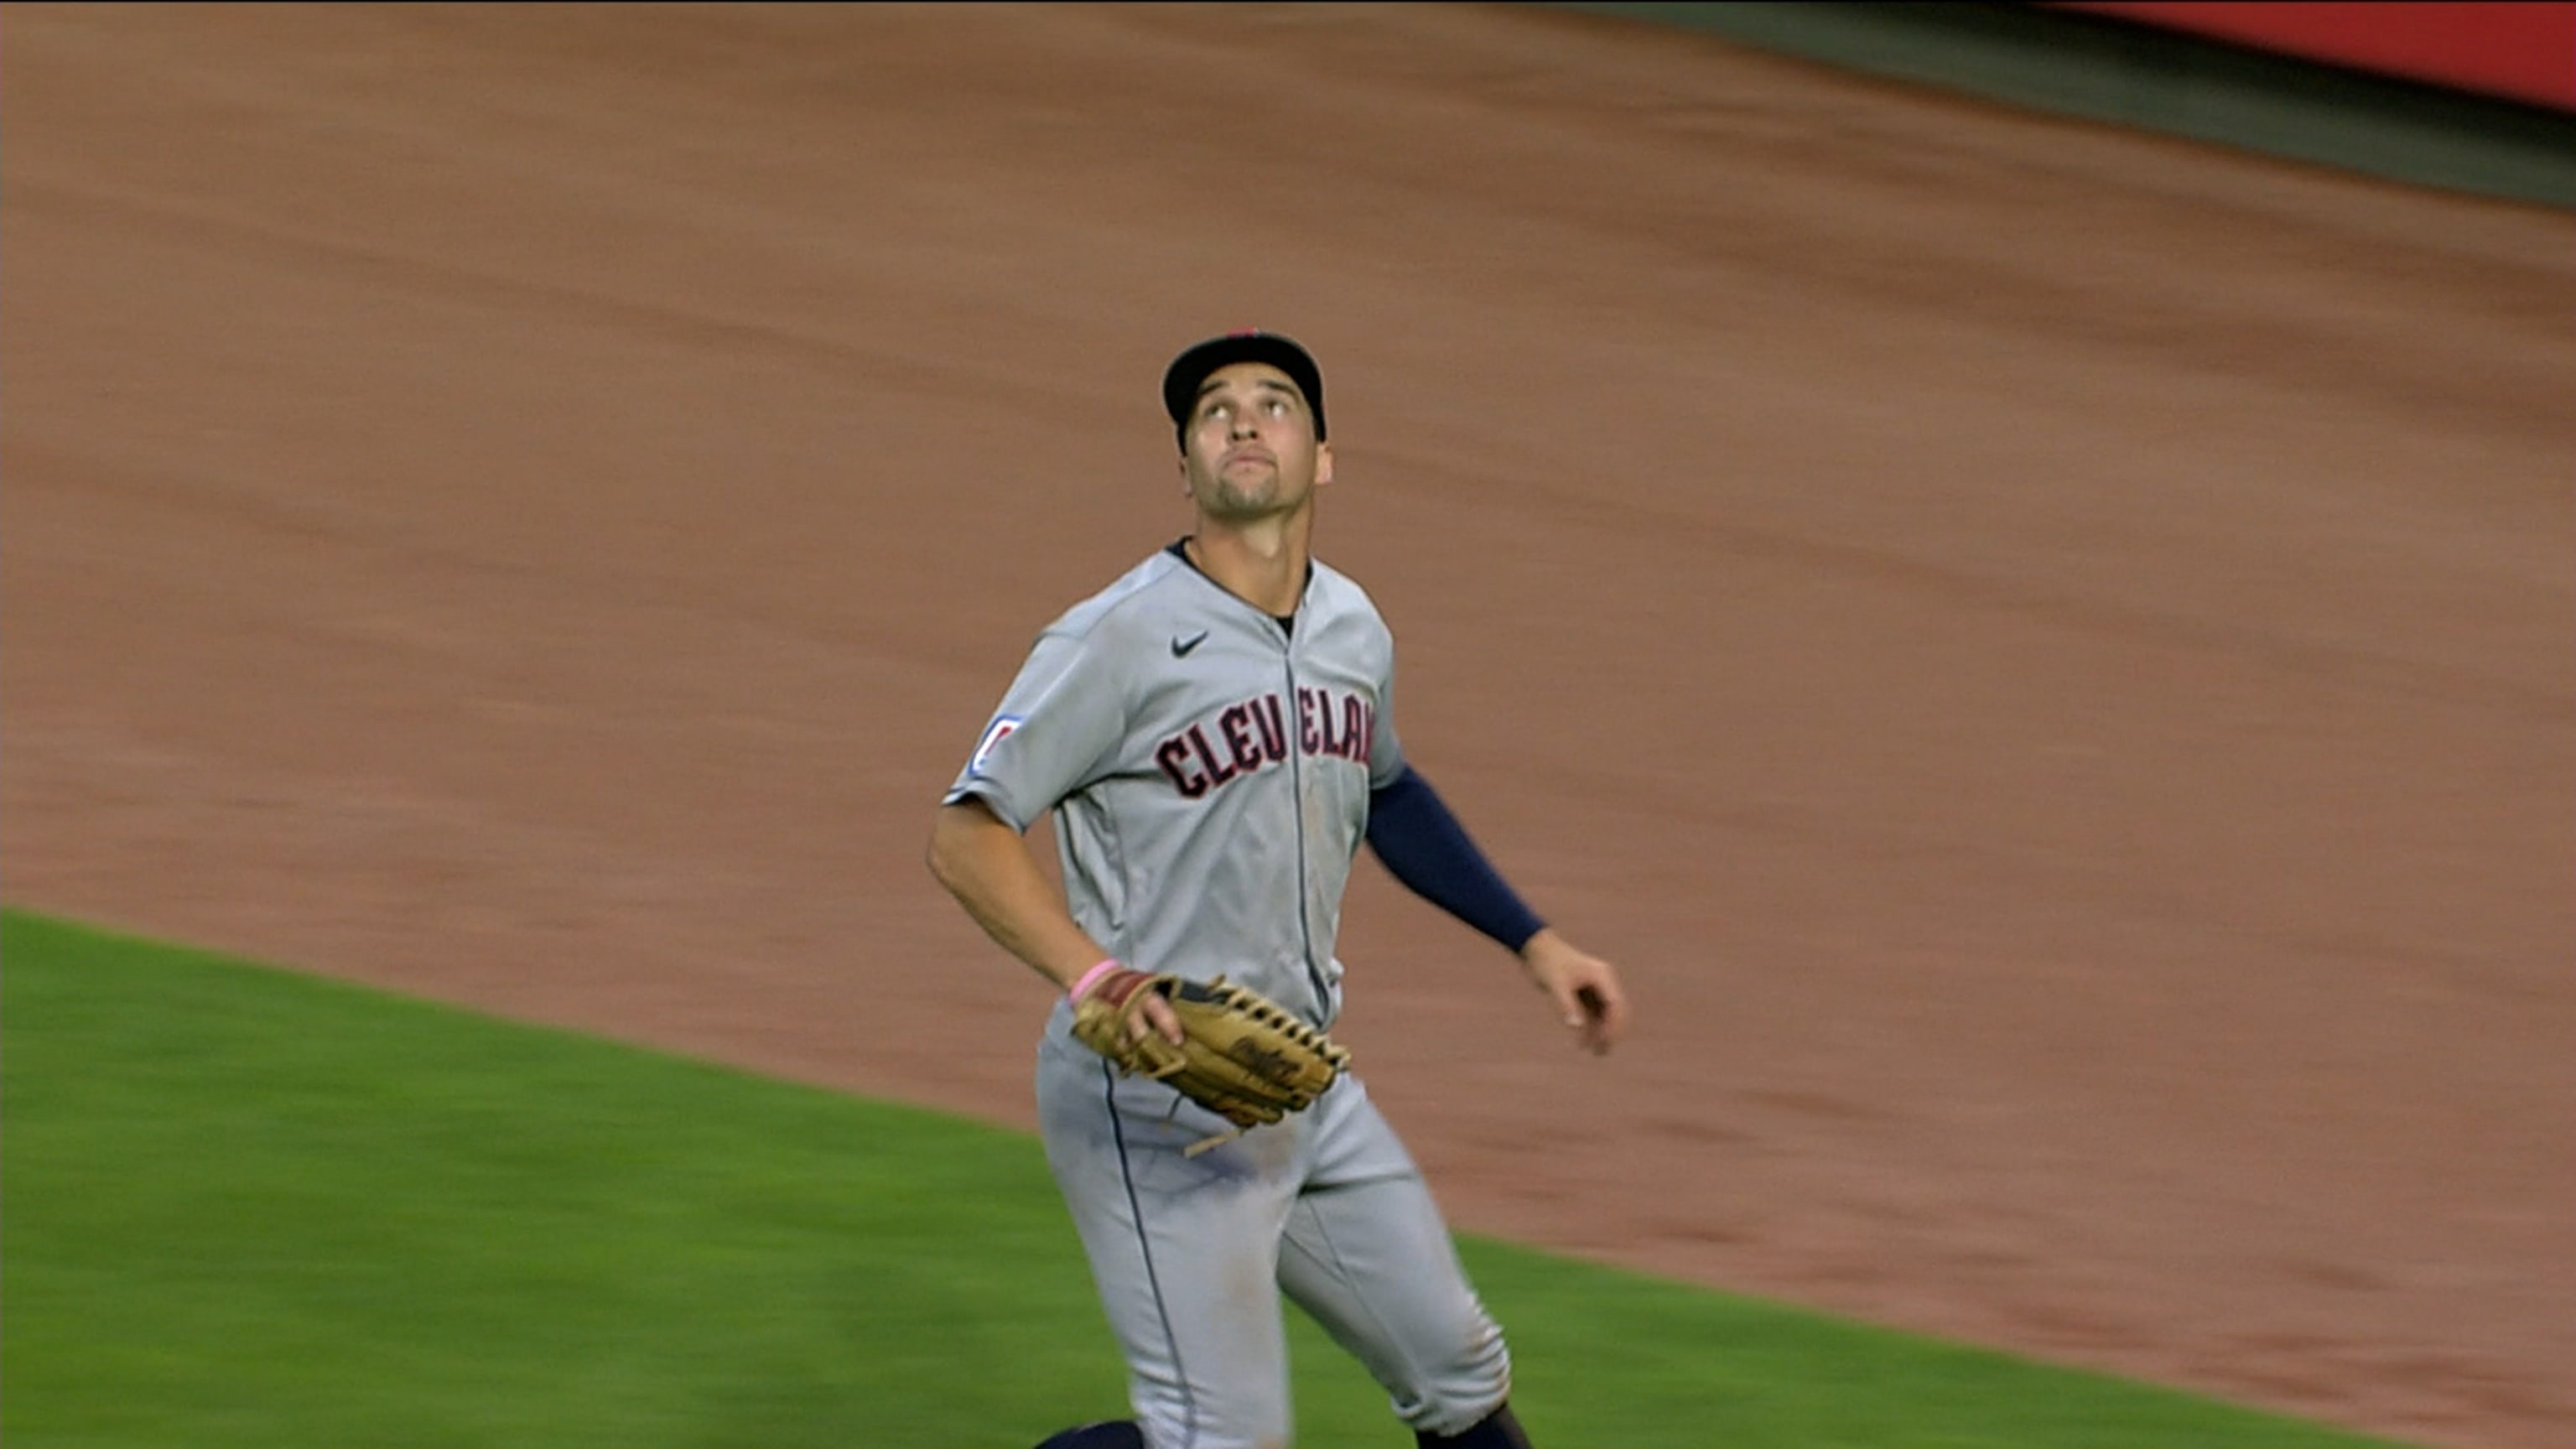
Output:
[1134, 989, 1185, 1046]
[1072, 963, 1187, 1047]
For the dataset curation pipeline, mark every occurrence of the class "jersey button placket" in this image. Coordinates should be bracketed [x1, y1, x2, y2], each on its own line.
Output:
[1279, 624, 1332, 1018]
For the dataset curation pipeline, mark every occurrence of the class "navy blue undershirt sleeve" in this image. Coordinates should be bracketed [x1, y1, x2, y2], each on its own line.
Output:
[1363, 766, 1546, 953]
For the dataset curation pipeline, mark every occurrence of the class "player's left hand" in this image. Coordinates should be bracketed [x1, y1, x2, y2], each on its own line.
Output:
[1518, 929, 1628, 1056]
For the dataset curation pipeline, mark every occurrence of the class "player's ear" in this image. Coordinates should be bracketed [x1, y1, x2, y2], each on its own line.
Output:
[1314, 440, 1333, 487]
[1176, 454, 1192, 496]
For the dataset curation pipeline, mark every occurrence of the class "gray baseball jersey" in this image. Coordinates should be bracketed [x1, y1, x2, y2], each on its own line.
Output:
[944, 542, 1406, 1030]
[945, 543, 1513, 1446]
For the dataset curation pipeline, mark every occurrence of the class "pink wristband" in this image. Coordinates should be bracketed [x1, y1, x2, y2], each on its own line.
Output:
[1068, 958, 1123, 1000]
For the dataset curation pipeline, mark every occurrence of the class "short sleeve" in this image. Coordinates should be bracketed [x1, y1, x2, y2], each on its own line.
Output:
[943, 626, 1130, 831]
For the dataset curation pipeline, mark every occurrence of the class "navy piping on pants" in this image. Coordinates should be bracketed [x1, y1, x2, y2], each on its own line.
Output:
[1106, 1057, 1197, 1447]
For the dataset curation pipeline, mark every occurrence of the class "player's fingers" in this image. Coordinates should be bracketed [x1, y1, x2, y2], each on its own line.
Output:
[1550, 979, 1600, 1048]
[1552, 982, 1589, 1033]
[1138, 993, 1187, 1046]
[1574, 977, 1627, 1054]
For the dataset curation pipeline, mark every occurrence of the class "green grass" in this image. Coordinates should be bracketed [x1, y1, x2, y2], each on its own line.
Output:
[3, 909, 2402, 1447]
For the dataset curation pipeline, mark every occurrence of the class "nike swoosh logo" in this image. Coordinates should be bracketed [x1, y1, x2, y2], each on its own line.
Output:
[1171, 631, 1210, 658]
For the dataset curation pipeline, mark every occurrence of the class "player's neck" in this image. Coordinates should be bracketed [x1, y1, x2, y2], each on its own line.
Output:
[1187, 514, 1311, 618]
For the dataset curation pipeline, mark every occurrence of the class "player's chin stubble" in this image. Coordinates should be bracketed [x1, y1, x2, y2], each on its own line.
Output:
[1197, 470, 1291, 521]
[1214, 479, 1277, 516]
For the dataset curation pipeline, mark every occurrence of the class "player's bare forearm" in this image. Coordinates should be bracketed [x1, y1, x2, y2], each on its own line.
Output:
[926, 797, 1109, 991]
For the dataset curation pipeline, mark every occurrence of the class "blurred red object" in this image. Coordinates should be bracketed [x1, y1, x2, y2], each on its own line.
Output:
[2044, 2, 2576, 111]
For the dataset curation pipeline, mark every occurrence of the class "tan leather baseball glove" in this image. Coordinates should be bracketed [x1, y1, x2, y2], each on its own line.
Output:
[1071, 968, 1351, 1137]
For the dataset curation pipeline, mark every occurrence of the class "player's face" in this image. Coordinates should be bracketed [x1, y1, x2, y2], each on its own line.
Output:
[1179, 363, 1332, 522]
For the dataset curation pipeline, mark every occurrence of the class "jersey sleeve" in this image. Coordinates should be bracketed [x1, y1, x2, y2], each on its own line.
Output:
[942, 625, 1130, 832]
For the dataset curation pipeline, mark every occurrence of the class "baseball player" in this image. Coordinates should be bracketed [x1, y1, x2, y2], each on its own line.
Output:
[927, 330, 1628, 1449]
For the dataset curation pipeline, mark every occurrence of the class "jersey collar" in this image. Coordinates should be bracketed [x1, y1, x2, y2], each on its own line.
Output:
[1166, 537, 1311, 632]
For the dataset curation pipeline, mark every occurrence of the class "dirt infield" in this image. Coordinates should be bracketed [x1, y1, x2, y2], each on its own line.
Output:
[6, 6, 2570, 1445]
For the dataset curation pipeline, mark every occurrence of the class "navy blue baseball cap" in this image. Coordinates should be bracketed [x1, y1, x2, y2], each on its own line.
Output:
[1162, 330, 1326, 443]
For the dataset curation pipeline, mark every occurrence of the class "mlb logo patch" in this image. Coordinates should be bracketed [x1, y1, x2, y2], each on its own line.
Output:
[969, 715, 1022, 776]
